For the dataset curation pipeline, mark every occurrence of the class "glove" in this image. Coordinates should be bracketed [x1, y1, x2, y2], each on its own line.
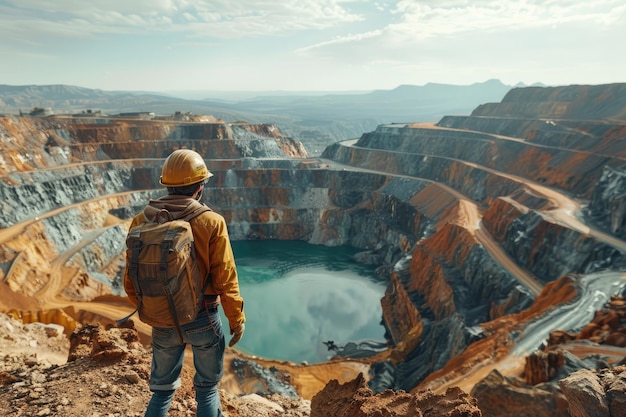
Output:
[229, 323, 245, 347]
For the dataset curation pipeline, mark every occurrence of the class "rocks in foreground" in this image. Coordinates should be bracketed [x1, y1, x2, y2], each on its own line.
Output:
[311, 372, 481, 417]
[559, 367, 626, 417]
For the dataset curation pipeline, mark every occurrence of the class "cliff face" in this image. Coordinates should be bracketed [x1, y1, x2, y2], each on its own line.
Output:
[482, 197, 626, 282]
[586, 165, 626, 239]
[1, 84, 626, 415]
[471, 83, 626, 121]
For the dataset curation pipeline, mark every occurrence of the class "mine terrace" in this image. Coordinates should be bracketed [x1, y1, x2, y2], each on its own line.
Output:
[1, 83, 626, 416]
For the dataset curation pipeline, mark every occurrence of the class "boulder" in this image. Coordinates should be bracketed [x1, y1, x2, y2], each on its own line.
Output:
[559, 369, 609, 417]
[472, 369, 569, 417]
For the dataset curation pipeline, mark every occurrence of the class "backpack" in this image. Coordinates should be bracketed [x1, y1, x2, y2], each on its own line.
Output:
[117, 202, 211, 342]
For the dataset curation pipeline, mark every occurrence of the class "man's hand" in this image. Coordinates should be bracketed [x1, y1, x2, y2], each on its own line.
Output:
[229, 323, 245, 347]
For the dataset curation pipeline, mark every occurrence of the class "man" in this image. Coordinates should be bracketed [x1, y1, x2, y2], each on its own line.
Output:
[123, 149, 245, 417]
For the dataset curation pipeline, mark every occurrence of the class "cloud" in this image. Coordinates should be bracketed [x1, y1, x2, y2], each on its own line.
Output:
[0, 0, 364, 41]
[295, 1, 626, 66]
[1, 0, 624, 90]
[296, 30, 384, 55]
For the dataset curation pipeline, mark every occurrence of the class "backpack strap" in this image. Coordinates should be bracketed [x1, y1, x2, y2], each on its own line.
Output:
[180, 200, 212, 222]
[180, 200, 213, 297]
[158, 225, 186, 343]
[116, 228, 144, 324]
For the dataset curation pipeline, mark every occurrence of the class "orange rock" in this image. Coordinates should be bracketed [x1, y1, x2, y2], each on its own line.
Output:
[549, 330, 576, 346]
[605, 332, 626, 347]
[311, 373, 482, 417]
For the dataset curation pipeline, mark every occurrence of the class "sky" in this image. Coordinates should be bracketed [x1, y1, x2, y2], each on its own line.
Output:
[0, 0, 625, 95]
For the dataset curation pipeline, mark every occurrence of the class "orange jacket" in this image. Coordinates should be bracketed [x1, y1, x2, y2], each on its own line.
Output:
[123, 195, 245, 331]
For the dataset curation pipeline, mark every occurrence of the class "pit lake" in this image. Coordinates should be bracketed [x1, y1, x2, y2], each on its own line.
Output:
[224, 240, 387, 364]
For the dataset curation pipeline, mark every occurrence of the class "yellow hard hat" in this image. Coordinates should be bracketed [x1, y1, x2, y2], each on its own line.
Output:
[160, 149, 213, 187]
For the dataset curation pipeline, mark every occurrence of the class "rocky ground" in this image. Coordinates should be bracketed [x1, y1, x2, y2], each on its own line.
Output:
[0, 314, 482, 417]
[0, 314, 311, 417]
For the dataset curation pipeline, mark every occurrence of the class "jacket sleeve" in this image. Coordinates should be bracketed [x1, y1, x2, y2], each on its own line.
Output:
[122, 215, 142, 307]
[192, 212, 246, 331]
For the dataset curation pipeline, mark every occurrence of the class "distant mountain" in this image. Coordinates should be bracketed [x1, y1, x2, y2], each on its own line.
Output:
[0, 84, 189, 113]
[227, 79, 512, 122]
[514, 82, 548, 88]
[0, 81, 514, 154]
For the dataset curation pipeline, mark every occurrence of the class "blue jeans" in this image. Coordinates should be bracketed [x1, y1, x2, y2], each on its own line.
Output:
[145, 307, 225, 417]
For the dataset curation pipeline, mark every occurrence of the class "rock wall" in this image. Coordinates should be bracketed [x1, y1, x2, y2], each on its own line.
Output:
[482, 197, 626, 282]
[586, 165, 626, 239]
[471, 83, 626, 121]
[438, 116, 626, 159]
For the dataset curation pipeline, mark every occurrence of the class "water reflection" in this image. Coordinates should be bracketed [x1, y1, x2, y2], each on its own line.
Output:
[227, 241, 386, 364]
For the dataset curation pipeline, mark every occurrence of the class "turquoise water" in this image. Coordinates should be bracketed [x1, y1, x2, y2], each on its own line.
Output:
[223, 240, 387, 364]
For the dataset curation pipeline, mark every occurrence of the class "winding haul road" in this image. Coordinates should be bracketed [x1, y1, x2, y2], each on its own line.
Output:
[511, 271, 626, 357]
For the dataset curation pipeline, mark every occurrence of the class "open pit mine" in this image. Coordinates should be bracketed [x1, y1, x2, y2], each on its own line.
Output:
[1, 84, 626, 416]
